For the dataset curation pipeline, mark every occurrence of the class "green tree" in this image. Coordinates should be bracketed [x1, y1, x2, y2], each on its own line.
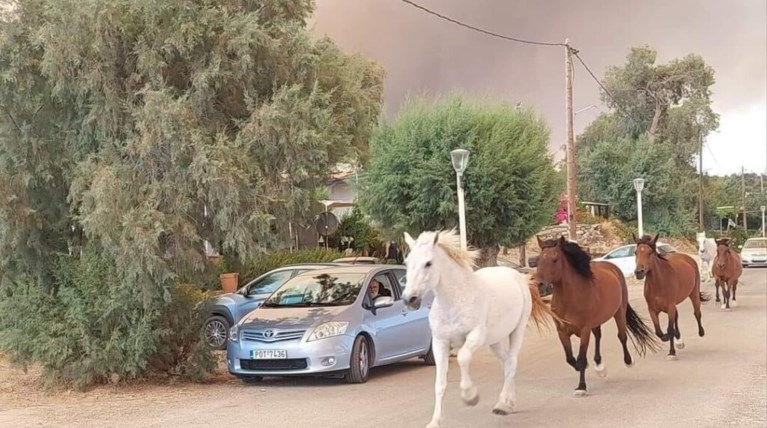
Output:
[0, 0, 383, 387]
[577, 46, 718, 236]
[358, 96, 559, 266]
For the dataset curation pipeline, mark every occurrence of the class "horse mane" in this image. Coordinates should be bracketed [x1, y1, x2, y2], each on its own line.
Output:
[541, 237, 594, 279]
[636, 234, 668, 261]
[427, 229, 480, 269]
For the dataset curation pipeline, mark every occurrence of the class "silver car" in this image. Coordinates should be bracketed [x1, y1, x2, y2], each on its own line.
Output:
[226, 265, 434, 384]
[740, 237, 767, 267]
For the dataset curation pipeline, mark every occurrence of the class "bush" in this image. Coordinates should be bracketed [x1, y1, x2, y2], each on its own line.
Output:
[238, 248, 355, 285]
[0, 249, 215, 390]
[331, 207, 383, 255]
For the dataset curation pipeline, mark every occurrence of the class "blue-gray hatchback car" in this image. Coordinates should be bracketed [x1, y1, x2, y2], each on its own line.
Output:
[227, 264, 434, 384]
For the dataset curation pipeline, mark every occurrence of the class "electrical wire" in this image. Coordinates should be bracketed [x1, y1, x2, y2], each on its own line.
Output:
[398, 0, 566, 47]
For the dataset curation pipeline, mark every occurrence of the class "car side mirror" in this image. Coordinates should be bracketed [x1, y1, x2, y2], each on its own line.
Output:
[373, 296, 394, 309]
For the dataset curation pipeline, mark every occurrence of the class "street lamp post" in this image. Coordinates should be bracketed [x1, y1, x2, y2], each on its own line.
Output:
[761, 205, 766, 237]
[633, 178, 645, 237]
[451, 149, 470, 250]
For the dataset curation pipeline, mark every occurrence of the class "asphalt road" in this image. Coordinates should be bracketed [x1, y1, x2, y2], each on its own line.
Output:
[2, 269, 765, 428]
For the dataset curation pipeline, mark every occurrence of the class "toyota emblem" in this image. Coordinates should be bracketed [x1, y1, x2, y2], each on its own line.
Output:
[263, 329, 275, 338]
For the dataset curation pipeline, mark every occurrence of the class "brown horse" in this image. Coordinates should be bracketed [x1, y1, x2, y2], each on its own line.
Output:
[712, 238, 743, 310]
[633, 234, 710, 360]
[536, 236, 660, 396]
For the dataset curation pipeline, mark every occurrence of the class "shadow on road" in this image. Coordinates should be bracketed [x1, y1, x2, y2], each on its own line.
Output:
[231, 360, 432, 389]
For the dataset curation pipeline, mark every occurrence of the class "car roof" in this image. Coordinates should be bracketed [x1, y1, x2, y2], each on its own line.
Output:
[292, 264, 404, 278]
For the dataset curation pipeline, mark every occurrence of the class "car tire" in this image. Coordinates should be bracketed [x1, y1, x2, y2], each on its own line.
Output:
[344, 335, 371, 384]
[204, 315, 230, 350]
[239, 375, 263, 384]
[422, 343, 436, 366]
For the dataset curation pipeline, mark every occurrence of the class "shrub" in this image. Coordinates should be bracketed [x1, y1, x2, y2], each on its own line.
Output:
[238, 248, 355, 285]
[0, 248, 214, 390]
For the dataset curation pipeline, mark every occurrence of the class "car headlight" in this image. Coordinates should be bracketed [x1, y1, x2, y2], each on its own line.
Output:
[229, 325, 239, 343]
[308, 322, 349, 342]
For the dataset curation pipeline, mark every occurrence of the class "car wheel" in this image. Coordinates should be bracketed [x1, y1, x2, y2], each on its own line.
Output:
[204, 315, 230, 350]
[422, 343, 436, 366]
[344, 335, 371, 384]
[239, 375, 263, 384]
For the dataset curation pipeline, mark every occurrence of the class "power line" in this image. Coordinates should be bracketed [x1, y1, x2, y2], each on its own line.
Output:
[397, 0, 566, 47]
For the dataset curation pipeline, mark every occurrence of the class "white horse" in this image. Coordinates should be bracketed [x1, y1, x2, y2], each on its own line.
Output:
[696, 232, 717, 283]
[402, 229, 555, 428]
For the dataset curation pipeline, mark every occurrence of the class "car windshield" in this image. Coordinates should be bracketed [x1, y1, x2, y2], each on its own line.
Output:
[743, 239, 767, 249]
[247, 270, 294, 295]
[261, 272, 365, 307]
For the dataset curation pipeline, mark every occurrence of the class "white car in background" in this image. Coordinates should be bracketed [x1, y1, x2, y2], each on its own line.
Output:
[739, 237, 767, 268]
[593, 243, 679, 278]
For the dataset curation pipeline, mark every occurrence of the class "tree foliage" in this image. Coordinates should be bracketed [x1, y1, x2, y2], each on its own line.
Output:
[577, 46, 718, 236]
[358, 96, 559, 265]
[0, 0, 383, 387]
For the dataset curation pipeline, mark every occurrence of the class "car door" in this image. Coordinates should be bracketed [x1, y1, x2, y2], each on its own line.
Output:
[366, 270, 411, 363]
[392, 268, 432, 354]
[603, 245, 635, 277]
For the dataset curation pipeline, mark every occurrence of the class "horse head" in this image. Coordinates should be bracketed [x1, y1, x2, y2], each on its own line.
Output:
[401, 229, 476, 310]
[535, 235, 566, 287]
[715, 238, 733, 270]
[633, 233, 661, 280]
[535, 235, 592, 290]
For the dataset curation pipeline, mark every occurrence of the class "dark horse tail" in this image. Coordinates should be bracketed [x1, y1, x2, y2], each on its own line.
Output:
[625, 303, 662, 357]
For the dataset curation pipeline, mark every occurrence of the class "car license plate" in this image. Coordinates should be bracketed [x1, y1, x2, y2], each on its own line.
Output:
[251, 349, 287, 359]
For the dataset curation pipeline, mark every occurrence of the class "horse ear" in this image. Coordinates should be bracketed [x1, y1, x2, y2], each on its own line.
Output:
[651, 233, 660, 245]
[631, 232, 637, 243]
[536, 235, 544, 249]
[403, 232, 415, 247]
[432, 231, 440, 245]
[558, 235, 567, 246]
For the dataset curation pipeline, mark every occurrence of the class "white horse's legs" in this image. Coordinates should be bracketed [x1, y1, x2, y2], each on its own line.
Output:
[489, 323, 525, 415]
[457, 328, 484, 407]
[427, 338, 451, 428]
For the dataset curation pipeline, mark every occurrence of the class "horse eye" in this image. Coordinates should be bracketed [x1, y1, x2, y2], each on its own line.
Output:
[425, 261, 432, 268]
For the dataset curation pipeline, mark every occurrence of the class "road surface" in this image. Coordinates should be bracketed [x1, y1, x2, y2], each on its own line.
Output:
[1, 269, 765, 428]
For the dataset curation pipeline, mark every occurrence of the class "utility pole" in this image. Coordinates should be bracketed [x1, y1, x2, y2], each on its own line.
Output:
[742, 166, 747, 231]
[565, 39, 577, 242]
[698, 132, 704, 232]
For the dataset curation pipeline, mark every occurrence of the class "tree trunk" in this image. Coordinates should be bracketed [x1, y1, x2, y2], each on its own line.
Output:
[476, 245, 500, 268]
[518, 245, 527, 267]
[649, 98, 662, 138]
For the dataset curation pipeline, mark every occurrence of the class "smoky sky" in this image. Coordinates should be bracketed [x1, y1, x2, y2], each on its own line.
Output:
[311, 0, 767, 166]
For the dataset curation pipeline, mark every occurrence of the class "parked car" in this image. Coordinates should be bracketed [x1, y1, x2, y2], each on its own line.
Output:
[593, 243, 678, 277]
[739, 237, 767, 268]
[332, 256, 380, 264]
[226, 264, 434, 384]
[202, 263, 344, 349]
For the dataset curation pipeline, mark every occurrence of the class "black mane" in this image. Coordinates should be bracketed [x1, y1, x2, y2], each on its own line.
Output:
[541, 238, 594, 279]
[636, 234, 668, 260]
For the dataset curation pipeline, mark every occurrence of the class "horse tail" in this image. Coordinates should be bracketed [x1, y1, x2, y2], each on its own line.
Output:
[625, 303, 662, 357]
[526, 277, 563, 333]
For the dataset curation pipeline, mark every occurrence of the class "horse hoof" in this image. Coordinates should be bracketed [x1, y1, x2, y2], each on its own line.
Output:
[426, 422, 440, 428]
[732, 300, 738, 307]
[461, 387, 479, 406]
[595, 363, 607, 378]
[573, 389, 588, 397]
[721, 304, 727, 310]
[625, 358, 635, 368]
[666, 354, 677, 361]
[676, 339, 685, 350]
[492, 402, 515, 416]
